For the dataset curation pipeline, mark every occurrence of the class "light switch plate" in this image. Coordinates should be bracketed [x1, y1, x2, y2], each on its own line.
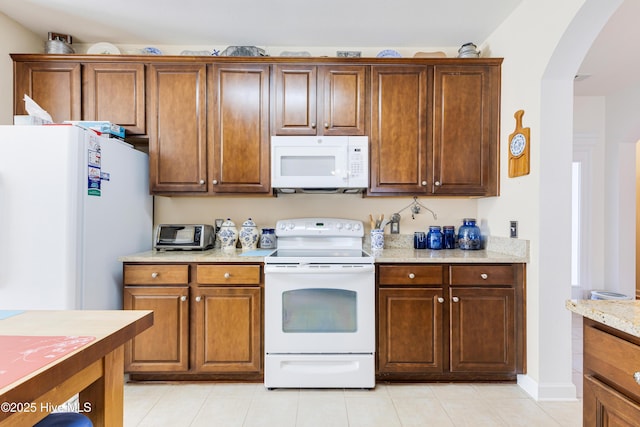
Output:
[510, 221, 518, 238]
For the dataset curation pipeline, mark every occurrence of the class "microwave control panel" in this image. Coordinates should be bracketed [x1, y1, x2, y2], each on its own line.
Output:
[347, 136, 369, 187]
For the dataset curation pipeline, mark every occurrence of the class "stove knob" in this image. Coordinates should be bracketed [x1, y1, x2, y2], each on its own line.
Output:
[353, 223, 362, 231]
[336, 223, 344, 230]
[287, 222, 295, 230]
[345, 223, 353, 230]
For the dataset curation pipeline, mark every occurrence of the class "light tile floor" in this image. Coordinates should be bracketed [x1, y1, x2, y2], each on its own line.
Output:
[123, 316, 585, 427]
[124, 382, 582, 427]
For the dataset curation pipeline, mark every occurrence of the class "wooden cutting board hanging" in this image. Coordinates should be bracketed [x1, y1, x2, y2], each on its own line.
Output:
[508, 110, 530, 178]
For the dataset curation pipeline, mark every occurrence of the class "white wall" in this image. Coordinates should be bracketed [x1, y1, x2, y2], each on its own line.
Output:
[573, 96, 606, 297]
[0, 12, 42, 125]
[605, 85, 640, 297]
[482, 0, 622, 400]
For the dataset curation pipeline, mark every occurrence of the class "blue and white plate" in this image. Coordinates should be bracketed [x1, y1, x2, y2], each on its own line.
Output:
[376, 49, 402, 58]
[142, 47, 162, 55]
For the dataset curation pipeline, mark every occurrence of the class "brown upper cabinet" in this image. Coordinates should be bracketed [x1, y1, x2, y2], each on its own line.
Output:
[369, 61, 500, 196]
[83, 63, 146, 135]
[432, 65, 500, 196]
[13, 57, 145, 135]
[13, 60, 81, 123]
[148, 63, 208, 193]
[369, 65, 431, 194]
[273, 64, 367, 136]
[208, 64, 271, 193]
[12, 55, 501, 197]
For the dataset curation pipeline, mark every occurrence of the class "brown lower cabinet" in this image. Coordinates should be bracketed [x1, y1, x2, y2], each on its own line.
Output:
[124, 260, 524, 382]
[377, 263, 525, 381]
[123, 263, 262, 381]
[583, 319, 640, 426]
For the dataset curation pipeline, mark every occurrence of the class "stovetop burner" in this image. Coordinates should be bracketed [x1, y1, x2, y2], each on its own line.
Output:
[264, 218, 373, 265]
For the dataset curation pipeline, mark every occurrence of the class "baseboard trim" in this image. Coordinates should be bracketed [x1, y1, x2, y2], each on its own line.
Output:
[517, 374, 578, 401]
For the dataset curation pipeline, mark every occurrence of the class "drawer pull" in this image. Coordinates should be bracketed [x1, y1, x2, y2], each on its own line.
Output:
[151, 272, 159, 279]
[437, 297, 444, 303]
[480, 273, 488, 280]
[224, 272, 231, 279]
[408, 273, 415, 279]
[180, 296, 187, 302]
[634, 372, 640, 385]
[452, 296, 460, 303]
[195, 296, 202, 302]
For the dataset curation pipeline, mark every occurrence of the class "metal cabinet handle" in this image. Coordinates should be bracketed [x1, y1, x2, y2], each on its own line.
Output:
[224, 272, 231, 279]
[195, 296, 202, 302]
[408, 273, 415, 279]
[421, 181, 427, 186]
[151, 272, 159, 279]
[180, 296, 187, 302]
[199, 179, 205, 185]
[311, 122, 317, 129]
[212, 179, 218, 185]
[437, 297, 444, 303]
[634, 372, 640, 385]
[324, 122, 329, 129]
[452, 296, 460, 303]
[435, 181, 441, 186]
[480, 273, 488, 280]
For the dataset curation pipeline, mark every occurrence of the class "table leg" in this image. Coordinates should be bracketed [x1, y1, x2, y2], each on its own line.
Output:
[80, 346, 125, 427]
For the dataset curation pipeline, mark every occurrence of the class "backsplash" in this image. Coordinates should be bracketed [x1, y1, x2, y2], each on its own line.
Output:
[154, 194, 483, 236]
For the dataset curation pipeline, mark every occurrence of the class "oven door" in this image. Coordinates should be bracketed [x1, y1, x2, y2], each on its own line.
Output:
[264, 263, 375, 354]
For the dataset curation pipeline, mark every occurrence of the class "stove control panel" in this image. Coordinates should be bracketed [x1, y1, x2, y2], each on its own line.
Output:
[275, 218, 364, 237]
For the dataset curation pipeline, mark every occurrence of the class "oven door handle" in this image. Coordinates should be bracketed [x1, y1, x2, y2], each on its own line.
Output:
[264, 264, 375, 274]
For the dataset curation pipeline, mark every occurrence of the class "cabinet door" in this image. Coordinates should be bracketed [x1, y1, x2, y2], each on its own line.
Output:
[83, 63, 146, 134]
[13, 61, 81, 123]
[432, 65, 500, 196]
[378, 288, 444, 373]
[148, 63, 208, 193]
[124, 286, 189, 372]
[370, 66, 431, 194]
[449, 287, 516, 373]
[209, 64, 270, 193]
[194, 286, 262, 373]
[584, 375, 640, 426]
[273, 65, 317, 135]
[319, 65, 367, 136]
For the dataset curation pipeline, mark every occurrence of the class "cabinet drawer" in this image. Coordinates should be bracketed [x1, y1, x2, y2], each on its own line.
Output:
[585, 324, 640, 402]
[197, 265, 261, 285]
[378, 265, 443, 285]
[449, 265, 514, 285]
[124, 264, 189, 285]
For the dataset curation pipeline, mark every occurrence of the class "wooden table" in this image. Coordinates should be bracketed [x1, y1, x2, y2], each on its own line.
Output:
[0, 310, 153, 427]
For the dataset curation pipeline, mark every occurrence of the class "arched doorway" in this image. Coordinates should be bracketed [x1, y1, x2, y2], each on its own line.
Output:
[536, 0, 622, 400]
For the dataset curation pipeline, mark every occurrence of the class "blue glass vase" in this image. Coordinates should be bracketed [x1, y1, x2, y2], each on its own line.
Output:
[443, 226, 456, 249]
[427, 226, 443, 250]
[457, 218, 481, 250]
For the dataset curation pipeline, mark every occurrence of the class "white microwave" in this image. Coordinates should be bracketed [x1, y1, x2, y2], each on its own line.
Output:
[271, 136, 369, 192]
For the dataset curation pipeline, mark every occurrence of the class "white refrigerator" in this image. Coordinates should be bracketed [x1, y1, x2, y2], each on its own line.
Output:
[0, 125, 153, 310]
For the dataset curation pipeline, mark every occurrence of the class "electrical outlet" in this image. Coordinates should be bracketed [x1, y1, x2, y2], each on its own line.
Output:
[510, 221, 518, 238]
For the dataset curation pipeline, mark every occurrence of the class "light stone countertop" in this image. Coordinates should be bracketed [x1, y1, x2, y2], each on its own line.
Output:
[566, 299, 640, 338]
[371, 248, 527, 263]
[120, 235, 529, 264]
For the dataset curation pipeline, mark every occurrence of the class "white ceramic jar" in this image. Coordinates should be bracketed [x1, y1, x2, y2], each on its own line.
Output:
[218, 218, 238, 253]
[239, 218, 259, 251]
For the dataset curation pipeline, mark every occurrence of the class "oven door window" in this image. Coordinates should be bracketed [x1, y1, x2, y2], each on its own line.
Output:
[282, 288, 357, 333]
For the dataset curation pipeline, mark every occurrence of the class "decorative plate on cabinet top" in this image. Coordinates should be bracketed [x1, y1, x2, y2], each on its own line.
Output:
[376, 49, 402, 58]
[87, 42, 120, 55]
